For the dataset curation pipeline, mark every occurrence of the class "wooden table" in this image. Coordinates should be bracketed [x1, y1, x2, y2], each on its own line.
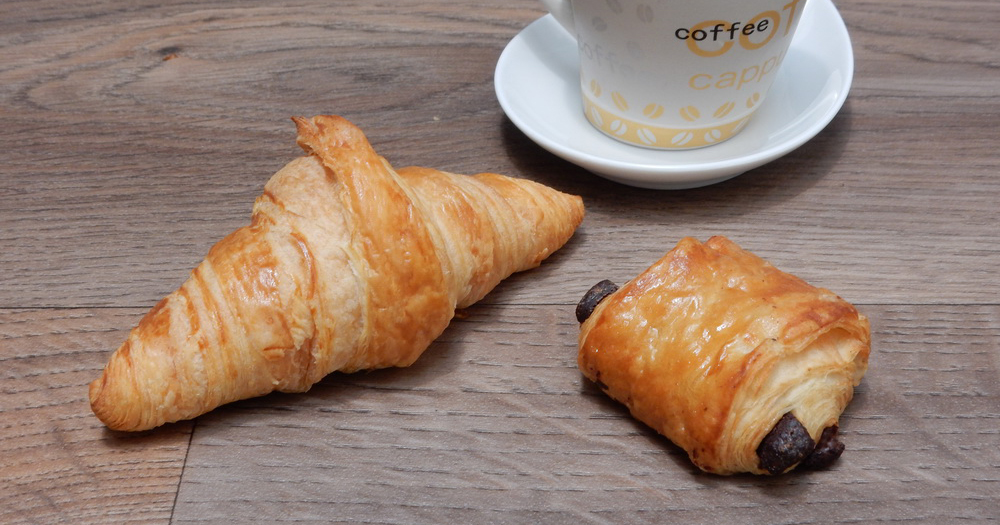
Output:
[3, 0, 998, 523]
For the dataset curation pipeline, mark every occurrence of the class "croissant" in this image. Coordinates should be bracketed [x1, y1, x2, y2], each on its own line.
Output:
[576, 236, 869, 475]
[90, 115, 585, 431]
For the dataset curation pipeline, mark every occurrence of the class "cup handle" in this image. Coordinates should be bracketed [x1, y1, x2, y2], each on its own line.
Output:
[539, 0, 576, 37]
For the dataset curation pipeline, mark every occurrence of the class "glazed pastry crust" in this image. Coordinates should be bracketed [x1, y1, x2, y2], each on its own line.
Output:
[578, 236, 869, 475]
[89, 115, 584, 431]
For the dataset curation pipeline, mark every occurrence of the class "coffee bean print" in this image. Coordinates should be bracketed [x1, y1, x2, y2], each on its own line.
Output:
[636, 4, 654, 23]
[588, 106, 604, 126]
[670, 131, 695, 147]
[611, 91, 629, 111]
[590, 79, 602, 97]
[637, 128, 656, 145]
[679, 105, 700, 122]
[643, 103, 664, 119]
[713, 101, 735, 119]
[609, 119, 628, 136]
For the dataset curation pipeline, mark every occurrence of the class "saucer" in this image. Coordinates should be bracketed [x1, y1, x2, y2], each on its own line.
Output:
[494, 0, 854, 189]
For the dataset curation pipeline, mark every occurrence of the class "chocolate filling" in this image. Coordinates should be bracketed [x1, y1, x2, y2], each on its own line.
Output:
[756, 412, 815, 475]
[799, 424, 845, 470]
[576, 280, 619, 323]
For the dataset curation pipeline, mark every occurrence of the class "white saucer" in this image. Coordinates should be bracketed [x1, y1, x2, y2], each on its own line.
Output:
[494, 0, 854, 189]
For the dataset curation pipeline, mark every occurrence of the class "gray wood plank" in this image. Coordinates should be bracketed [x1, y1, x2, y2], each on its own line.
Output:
[168, 304, 1000, 524]
[0, 308, 191, 525]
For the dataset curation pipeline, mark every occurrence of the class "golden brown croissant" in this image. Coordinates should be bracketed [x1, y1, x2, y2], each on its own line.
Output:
[90, 115, 585, 431]
[576, 236, 869, 475]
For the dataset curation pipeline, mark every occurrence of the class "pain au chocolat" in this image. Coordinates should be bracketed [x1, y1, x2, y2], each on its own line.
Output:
[576, 236, 870, 475]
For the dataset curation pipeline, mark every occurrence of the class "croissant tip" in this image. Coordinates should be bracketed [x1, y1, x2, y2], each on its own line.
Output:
[87, 378, 101, 406]
[88, 374, 118, 430]
[291, 115, 316, 136]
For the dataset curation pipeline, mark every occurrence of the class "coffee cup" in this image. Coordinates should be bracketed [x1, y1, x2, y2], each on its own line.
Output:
[540, 0, 808, 149]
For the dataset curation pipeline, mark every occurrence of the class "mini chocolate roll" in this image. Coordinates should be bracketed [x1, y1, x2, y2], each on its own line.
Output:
[756, 412, 815, 475]
[800, 425, 845, 470]
[576, 280, 619, 323]
[576, 237, 871, 475]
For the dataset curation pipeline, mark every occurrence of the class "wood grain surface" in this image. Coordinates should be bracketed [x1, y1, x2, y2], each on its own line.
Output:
[2, 0, 998, 523]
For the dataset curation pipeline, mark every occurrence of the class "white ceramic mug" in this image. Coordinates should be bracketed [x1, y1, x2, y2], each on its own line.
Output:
[540, 0, 808, 149]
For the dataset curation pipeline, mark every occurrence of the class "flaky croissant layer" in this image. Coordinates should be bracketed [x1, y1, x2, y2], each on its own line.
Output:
[90, 115, 584, 431]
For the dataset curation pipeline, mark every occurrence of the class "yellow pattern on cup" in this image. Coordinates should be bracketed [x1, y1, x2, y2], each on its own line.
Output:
[583, 93, 754, 150]
[746, 92, 761, 108]
[643, 103, 664, 119]
[714, 101, 735, 119]
[590, 79, 602, 98]
[611, 91, 629, 112]
[670, 131, 695, 147]
[589, 106, 604, 127]
[609, 119, 628, 136]
[704, 128, 723, 144]
[679, 106, 700, 122]
[636, 127, 656, 145]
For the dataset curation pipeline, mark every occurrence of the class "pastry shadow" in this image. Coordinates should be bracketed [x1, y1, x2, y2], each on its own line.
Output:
[578, 378, 701, 474]
[177, 324, 471, 432]
[96, 419, 195, 443]
[577, 378, 850, 484]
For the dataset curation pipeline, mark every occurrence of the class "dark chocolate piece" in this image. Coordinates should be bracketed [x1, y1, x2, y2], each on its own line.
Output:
[799, 425, 845, 470]
[576, 280, 619, 323]
[756, 412, 815, 475]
